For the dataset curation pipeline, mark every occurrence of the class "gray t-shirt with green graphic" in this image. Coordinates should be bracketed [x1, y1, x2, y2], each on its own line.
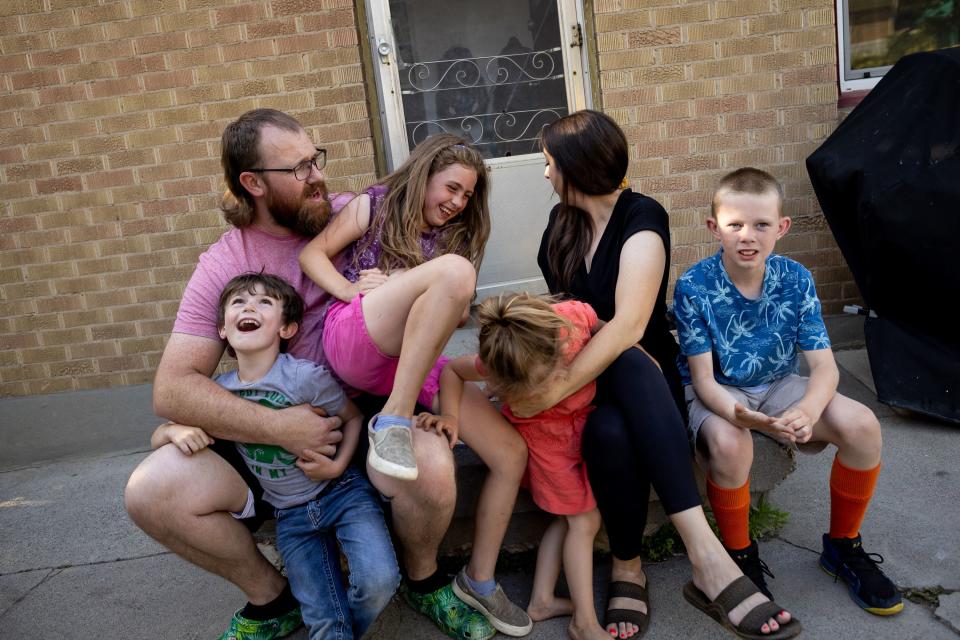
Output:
[215, 352, 347, 509]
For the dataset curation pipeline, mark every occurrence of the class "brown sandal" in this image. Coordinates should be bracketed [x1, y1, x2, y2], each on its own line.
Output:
[683, 576, 801, 639]
[604, 580, 650, 638]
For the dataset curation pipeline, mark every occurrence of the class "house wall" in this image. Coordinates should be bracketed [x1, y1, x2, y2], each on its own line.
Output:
[0, 0, 856, 397]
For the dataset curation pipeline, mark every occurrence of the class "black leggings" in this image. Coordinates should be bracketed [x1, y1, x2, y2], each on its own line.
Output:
[583, 347, 701, 560]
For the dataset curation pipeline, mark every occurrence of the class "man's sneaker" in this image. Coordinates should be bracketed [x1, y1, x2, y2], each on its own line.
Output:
[217, 607, 302, 640]
[367, 414, 418, 480]
[728, 539, 775, 599]
[452, 567, 533, 636]
[819, 533, 904, 615]
[401, 581, 495, 640]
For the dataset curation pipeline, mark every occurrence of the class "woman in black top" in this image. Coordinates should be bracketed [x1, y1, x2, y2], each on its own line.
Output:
[510, 110, 794, 639]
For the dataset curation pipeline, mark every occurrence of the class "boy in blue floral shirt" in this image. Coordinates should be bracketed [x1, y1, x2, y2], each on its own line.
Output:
[673, 168, 902, 616]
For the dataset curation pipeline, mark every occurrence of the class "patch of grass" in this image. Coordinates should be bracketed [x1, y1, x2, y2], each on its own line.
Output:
[642, 495, 790, 562]
[903, 586, 945, 608]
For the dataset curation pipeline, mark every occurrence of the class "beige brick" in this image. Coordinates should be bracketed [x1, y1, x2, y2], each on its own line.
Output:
[29, 48, 82, 67]
[604, 87, 659, 108]
[194, 63, 248, 84]
[661, 80, 716, 101]
[724, 110, 778, 130]
[134, 31, 188, 55]
[691, 57, 747, 79]
[9, 197, 59, 216]
[718, 73, 778, 95]
[720, 36, 776, 57]
[782, 65, 836, 87]
[806, 7, 834, 27]
[809, 83, 837, 104]
[1, 364, 47, 383]
[206, 98, 260, 120]
[36, 176, 82, 195]
[159, 10, 212, 32]
[753, 87, 808, 108]
[68, 98, 122, 120]
[248, 55, 304, 77]
[665, 117, 721, 137]
[37, 84, 87, 105]
[152, 106, 205, 127]
[110, 184, 162, 204]
[48, 119, 100, 140]
[98, 354, 147, 373]
[752, 124, 810, 144]
[10, 68, 62, 90]
[692, 132, 748, 152]
[57, 157, 105, 175]
[86, 169, 136, 190]
[807, 46, 835, 66]
[21, 346, 69, 365]
[593, 0, 623, 12]
[83, 40, 136, 62]
[120, 91, 176, 112]
[70, 341, 118, 359]
[669, 154, 722, 173]
[782, 104, 835, 125]
[187, 25, 244, 48]
[168, 47, 222, 69]
[599, 49, 656, 70]
[755, 51, 806, 71]
[660, 43, 716, 64]
[635, 101, 694, 122]
[215, 3, 268, 25]
[597, 31, 626, 52]
[686, 20, 743, 41]
[68, 222, 120, 244]
[90, 324, 138, 341]
[5, 162, 53, 181]
[746, 12, 804, 34]
[138, 162, 189, 183]
[53, 24, 107, 48]
[302, 10, 358, 31]
[107, 148, 156, 169]
[717, 0, 773, 19]
[227, 78, 280, 99]
[76, 3, 129, 25]
[143, 69, 196, 91]
[176, 84, 227, 104]
[75, 135, 125, 155]
[1, 32, 52, 54]
[222, 39, 276, 62]
[62, 60, 115, 83]
[247, 19, 298, 39]
[652, 4, 711, 25]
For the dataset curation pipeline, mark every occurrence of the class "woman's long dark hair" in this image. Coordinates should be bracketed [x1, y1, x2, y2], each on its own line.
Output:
[540, 110, 628, 289]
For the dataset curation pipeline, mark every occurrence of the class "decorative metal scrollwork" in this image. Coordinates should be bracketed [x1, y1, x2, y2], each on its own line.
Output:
[407, 108, 567, 148]
[403, 48, 563, 93]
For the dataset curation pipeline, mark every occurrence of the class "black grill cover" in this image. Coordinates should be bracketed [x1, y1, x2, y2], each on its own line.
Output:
[806, 48, 960, 423]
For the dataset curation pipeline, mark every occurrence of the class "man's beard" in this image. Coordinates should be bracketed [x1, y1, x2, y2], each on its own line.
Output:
[266, 180, 331, 236]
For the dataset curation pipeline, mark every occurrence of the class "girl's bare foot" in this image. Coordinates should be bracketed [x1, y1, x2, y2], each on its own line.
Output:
[569, 615, 616, 640]
[527, 595, 574, 622]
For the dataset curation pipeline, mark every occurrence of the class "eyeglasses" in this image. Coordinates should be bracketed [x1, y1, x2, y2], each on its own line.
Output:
[249, 148, 326, 181]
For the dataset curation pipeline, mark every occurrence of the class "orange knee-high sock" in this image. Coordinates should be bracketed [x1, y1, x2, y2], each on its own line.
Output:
[829, 455, 880, 539]
[707, 474, 751, 550]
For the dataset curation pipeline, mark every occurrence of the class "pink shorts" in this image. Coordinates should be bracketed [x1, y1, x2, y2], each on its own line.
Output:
[322, 294, 448, 410]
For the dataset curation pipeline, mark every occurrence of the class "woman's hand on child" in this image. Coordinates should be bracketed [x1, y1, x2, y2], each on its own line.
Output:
[296, 448, 343, 481]
[168, 425, 214, 455]
[414, 412, 459, 448]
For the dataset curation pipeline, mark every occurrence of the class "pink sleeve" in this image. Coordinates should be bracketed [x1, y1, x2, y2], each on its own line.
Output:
[171, 248, 231, 342]
[553, 300, 598, 339]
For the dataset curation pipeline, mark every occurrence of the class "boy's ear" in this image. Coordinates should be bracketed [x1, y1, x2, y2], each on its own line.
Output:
[239, 171, 265, 197]
[777, 216, 792, 238]
[706, 216, 721, 239]
[279, 322, 299, 340]
[218, 325, 227, 340]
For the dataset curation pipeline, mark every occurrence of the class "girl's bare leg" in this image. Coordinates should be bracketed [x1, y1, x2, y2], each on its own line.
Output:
[527, 518, 574, 621]
[564, 510, 610, 640]
[361, 254, 476, 417]
[456, 383, 527, 582]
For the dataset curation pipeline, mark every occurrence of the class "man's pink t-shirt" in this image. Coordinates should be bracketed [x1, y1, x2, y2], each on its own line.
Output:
[173, 195, 356, 366]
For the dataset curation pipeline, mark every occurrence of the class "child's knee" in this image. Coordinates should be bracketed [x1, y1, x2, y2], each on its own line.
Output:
[434, 254, 476, 292]
[703, 419, 753, 466]
[836, 403, 882, 450]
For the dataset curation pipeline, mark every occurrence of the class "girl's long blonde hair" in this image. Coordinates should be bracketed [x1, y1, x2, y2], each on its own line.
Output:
[359, 133, 491, 272]
[476, 292, 572, 402]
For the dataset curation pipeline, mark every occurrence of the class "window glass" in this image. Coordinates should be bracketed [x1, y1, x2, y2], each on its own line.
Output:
[390, 0, 570, 158]
[846, 0, 959, 80]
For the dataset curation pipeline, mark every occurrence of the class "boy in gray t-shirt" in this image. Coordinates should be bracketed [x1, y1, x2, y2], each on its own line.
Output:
[151, 273, 398, 640]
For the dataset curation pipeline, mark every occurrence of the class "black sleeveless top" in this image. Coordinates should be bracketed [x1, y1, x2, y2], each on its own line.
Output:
[537, 189, 681, 384]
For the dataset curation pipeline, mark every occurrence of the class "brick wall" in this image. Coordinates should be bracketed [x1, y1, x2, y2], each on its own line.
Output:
[1, 0, 857, 398]
[0, 0, 376, 397]
[593, 0, 857, 307]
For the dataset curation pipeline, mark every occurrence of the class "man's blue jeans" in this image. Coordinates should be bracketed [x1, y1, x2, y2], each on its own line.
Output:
[275, 466, 400, 640]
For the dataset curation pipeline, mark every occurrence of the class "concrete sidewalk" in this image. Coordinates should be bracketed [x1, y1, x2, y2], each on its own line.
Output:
[1, 342, 958, 638]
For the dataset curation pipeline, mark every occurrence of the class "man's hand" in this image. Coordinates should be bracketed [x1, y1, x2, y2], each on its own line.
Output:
[296, 448, 342, 481]
[732, 403, 796, 443]
[779, 405, 817, 444]
[414, 412, 459, 449]
[274, 405, 343, 457]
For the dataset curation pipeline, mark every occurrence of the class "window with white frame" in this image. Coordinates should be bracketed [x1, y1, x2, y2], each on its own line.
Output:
[836, 0, 960, 92]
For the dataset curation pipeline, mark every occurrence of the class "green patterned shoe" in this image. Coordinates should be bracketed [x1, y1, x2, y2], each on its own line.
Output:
[401, 582, 495, 640]
[217, 607, 303, 640]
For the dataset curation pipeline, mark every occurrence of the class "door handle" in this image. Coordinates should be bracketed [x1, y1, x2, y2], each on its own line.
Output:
[376, 38, 392, 63]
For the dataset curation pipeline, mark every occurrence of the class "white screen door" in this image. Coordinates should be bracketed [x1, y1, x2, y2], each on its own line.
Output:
[366, 0, 590, 297]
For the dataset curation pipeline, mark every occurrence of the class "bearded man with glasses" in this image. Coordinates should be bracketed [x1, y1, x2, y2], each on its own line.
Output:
[125, 109, 460, 640]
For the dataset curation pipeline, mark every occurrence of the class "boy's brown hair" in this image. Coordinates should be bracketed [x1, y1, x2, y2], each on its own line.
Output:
[711, 167, 785, 218]
[476, 292, 572, 402]
[217, 272, 305, 355]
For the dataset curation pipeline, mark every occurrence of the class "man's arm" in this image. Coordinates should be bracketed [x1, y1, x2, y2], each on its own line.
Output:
[153, 333, 342, 456]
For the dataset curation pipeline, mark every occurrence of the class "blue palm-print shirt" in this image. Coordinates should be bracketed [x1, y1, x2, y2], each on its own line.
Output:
[674, 251, 831, 387]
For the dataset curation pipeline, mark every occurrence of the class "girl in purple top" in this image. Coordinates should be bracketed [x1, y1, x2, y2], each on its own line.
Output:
[300, 134, 533, 637]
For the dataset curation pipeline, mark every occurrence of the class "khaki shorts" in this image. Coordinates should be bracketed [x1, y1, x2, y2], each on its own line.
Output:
[685, 374, 828, 454]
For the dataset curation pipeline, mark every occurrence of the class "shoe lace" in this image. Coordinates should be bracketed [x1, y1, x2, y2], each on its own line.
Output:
[836, 543, 895, 595]
[733, 548, 775, 588]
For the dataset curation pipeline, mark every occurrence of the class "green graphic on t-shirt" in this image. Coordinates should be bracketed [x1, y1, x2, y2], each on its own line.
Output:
[236, 391, 298, 470]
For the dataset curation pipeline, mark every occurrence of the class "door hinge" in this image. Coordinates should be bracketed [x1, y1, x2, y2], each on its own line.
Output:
[570, 23, 583, 48]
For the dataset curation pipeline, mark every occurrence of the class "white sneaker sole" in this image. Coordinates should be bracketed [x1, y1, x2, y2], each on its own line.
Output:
[367, 433, 418, 481]
[452, 576, 533, 636]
